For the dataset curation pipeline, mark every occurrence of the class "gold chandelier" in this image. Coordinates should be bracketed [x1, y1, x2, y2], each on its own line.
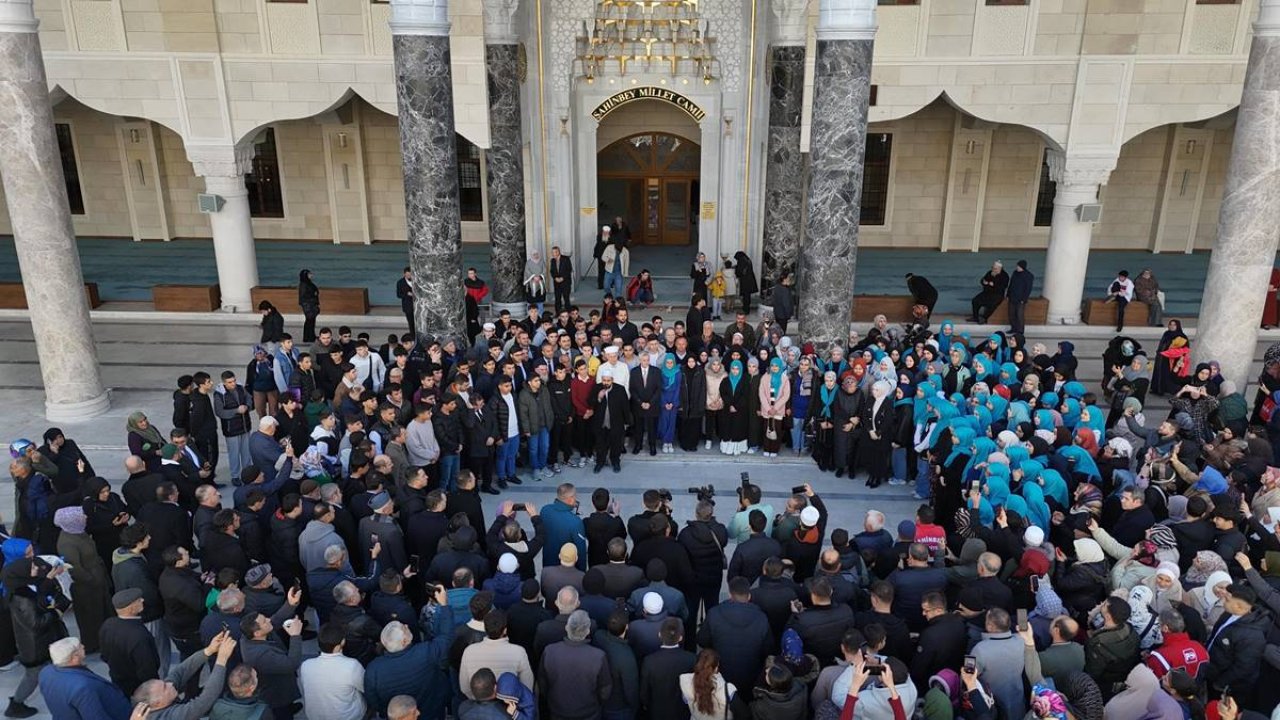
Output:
[575, 0, 719, 84]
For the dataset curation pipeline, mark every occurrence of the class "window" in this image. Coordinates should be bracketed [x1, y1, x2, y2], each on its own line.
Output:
[246, 128, 285, 219]
[861, 133, 892, 226]
[54, 123, 84, 216]
[1033, 149, 1056, 227]
[457, 134, 484, 222]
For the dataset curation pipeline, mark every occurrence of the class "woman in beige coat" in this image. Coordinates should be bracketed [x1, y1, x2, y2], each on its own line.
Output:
[759, 357, 791, 457]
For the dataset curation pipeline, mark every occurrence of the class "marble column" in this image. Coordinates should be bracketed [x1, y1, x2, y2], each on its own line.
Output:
[760, 0, 809, 295]
[390, 0, 467, 343]
[0, 0, 109, 421]
[483, 0, 527, 312]
[187, 143, 260, 312]
[799, 0, 875, 348]
[1191, 0, 1280, 389]
[1041, 151, 1115, 324]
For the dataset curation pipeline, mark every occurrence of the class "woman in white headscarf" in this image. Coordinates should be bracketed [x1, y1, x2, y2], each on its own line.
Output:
[1125, 585, 1163, 650]
[858, 380, 896, 488]
[1184, 570, 1233, 628]
[1140, 561, 1184, 614]
[524, 250, 547, 314]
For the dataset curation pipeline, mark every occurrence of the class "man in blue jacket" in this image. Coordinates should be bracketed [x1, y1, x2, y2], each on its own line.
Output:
[39, 637, 132, 720]
[365, 586, 457, 719]
[538, 483, 586, 570]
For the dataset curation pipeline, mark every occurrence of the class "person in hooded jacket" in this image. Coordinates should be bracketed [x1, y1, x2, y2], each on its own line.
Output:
[298, 269, 320, 343]
[677, 501, 728, 643]
[751, 662, 807, 720]
[483, 554, 524, 610]
[6, 554, 69, 718]
[729, 251, 759, 315]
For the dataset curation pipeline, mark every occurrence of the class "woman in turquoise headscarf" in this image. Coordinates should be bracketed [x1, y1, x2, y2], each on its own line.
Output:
[986, 394, 1010, 431]
[657, 354, 683, 454]
[1058, 444, 1102, 484]
[1034, 409, 1058, 435]
[942, 346, 972, 396]
[937, 424, 975, 531]
[1061, 381, 1087, 401]
[719, 360, 750, 455]
[1039, 391, 1059, 411]
[971, 356, 995, 387]
[760, 356, 790, 457]
[1060, 398, 1082, 430]
[937, 320, 956, 354]
[964, 437, 999, 483]
[1077, 403, 1105, 442]
[926, 394, 960, 448]
[979, 463, 1012, 526]
[999, 362, 1021, 389]
[1038, 467, 1070, 508]
[1021, 481, 1051, 532]
[1008, 400, 1032, 429]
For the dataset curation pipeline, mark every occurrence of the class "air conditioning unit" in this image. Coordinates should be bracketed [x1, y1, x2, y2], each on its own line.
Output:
[197, 193, 224, 214]
[1076, 203, 1103, 223]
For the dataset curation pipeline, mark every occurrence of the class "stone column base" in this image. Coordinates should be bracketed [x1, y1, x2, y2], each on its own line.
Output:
[490, 301, 528, 317]
[46, 390, 111, 422]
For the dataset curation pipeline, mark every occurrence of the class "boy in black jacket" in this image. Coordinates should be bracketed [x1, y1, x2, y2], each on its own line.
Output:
[463, 396, 501, 494]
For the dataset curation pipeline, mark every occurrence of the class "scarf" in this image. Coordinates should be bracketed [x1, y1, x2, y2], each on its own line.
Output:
[661, 354, 680, 389]
[818, 378, 837, 419]
[727, 360, 744, 393]
[768, 357, 786, 396]
[126, 411, 164, 447]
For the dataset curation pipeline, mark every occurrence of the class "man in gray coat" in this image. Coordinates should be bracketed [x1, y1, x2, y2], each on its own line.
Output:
[298, 502, 349, 573]
[132, 630, 236, 720]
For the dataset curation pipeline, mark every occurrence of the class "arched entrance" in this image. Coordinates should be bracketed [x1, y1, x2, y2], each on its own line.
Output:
[597, 132, 700, 246]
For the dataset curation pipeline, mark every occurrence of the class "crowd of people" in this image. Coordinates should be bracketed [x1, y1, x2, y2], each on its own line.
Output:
[4, 257, 1280, 720]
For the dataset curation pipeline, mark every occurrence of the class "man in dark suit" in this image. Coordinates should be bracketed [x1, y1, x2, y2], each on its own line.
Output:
[122, 455, 164, 517]
[549, 246, 573, 315]
[136, 481, 194, 576]
[629, 354, 662, 456]
[396, 266, 416, 336]
[98, 588, 160, 699]
[639, 618, 695, 720]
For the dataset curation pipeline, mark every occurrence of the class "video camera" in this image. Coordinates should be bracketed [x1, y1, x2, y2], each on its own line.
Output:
[687, 485, 715, 503]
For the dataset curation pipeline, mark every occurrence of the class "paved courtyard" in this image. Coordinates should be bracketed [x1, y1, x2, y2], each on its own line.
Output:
[0, 313, 1274, 716]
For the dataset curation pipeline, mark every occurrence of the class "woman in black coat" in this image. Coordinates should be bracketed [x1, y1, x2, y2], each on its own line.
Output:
[731, 251, 759, 315]
[679, 356, 706, 452]
[7, 561, 69, 710]
[832, 376, 863, 478]
[259, 300, 285, 345]
[858, 380, 895, 488]
[719, 361, 751, 456]
[82, 478, 129, 570]
[298, 269, 320, 343]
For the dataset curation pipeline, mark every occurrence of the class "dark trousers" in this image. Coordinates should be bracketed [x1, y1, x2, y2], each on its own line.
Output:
[631, 414, 657, 452]
[595, 427, 625, 468]
[740, 292, 752, 315]
[302, 311, 319, 343]
[685, 583, 720, 649]
[1115, 297, 1128, 328]
[572, 416, 594, 458]
[775, 318, 789, 334]
[596, 259, 605, 289]
[195, 435, 218, 474]
[170, 632, 204, 697]
[971, 293, 1003, 322]
[1008, 300, 1027, 334]
[551, 421, 572, 464]
[553, 282, 571, 314]
[403, 305, 416, 337]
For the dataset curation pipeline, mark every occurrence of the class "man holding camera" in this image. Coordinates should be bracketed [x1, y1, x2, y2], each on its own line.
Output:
[728, 481, 775, 543]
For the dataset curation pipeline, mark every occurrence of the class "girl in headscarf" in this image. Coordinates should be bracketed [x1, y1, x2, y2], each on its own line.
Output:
[719, 361, 750, 456]
[703, 357, 727, 451]
[523, 250, 547, 314]
[745, 358, 764, 452]
[126, 411, 165, 471]
[833, 373, 863, 478]
[1059, 445, 1103, 485]
[790, 356, 815, 455]
[1184, 569, 1233, 628]
[1037, 468, 1070, 509]
[1054, 538, 1109, 616]
[941, 346, 973, 396]
[936, 425, 975, 532]
[937, 320, 956, 354]
[657, 354, 682, 454]
[891, 383, 916, 490]
[679, 355, 707, 452]
[1152, 319, 1190, 396]
[1021, 482, 1052, 533]
[1125, 585, 1163, 650]
[809, 371, 840, 471]
[860, 380, 896, 488]
[54, 506, 109, 654]
[759, 357, 790, 457]
[82, 477, 128, 570]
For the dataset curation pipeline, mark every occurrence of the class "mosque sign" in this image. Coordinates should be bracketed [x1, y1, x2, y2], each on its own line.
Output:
[591, 87, 707, 123]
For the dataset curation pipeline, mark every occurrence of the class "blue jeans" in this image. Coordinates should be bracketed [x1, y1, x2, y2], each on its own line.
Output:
[439, 454, 459, 492]
[915, 456, 932, 498]
[496, 435, 520, 478]
[605, 270, 625, 298]
[635, 288, 654, 304]
[891, 447, 907, 481]
[790, 418, 806, 454]
[528, 428, 550, 471]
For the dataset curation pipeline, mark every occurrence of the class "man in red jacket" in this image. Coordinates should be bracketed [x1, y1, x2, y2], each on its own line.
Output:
[1145, 609, 1208, 680]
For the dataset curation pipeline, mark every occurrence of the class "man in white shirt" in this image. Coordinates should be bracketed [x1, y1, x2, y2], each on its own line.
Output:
[1108, 270, 1135, 332]
[496, 376, 523, 486]
[351, 340, 387, 393]
[300, 623, 366, 720]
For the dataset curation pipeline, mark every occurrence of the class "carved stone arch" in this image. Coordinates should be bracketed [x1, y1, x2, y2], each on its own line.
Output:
[874, 90, 1066, 152]
[48, 84, 187, 139]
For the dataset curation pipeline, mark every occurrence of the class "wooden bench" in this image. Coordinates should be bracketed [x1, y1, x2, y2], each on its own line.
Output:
[153, 284, 221, 312]
[1082, 298, 1149, 327]
[0, 282, 101, 309]
[851, 295, 916, 322]
[251, 286, 370, 315]
[985, 298, 1049, 326]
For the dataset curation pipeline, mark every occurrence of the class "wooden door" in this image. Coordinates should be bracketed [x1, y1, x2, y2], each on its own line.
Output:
[662, 178, 691, 245]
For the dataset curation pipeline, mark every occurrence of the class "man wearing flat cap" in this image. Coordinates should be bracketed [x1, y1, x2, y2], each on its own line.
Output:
[98, 587, 160, 698]
[359, 491, 410, 578]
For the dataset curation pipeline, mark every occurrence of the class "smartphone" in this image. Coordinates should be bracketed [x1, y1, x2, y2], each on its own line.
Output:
[791, 485, 806, 495]
[1030, 576, 1040, 593]
[866, 661, 883, 677]
[370, 533, 380, 544]
[963, 656, 977, 675]
[409, 555, 421, 573]
[512, 502, 527, 512]
[220, 621, 229, 633]
[1016, 608, 1028, 633]
[740, 472, 750, 489]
